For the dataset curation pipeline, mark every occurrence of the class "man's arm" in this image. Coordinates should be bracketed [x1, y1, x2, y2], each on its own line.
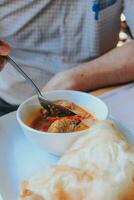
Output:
[44, 40, 134, 91]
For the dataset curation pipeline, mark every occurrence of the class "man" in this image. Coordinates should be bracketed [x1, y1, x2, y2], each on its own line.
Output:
[0, 0, 134, 116]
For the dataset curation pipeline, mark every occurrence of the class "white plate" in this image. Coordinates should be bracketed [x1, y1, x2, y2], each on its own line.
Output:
[0, 112, 134, 200]
[0, 112, 58, 200]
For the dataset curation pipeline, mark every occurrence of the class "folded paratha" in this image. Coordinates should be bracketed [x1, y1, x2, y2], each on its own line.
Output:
[19, 121, 134, 200]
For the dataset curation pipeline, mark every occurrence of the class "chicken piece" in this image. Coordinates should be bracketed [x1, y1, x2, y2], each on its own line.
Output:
[48, 118, 76, 133]
[48, 118, 89, 133]
[54, 100, 74, 110]
[74, 122, 89, 131]
[54, 99, 93, 118]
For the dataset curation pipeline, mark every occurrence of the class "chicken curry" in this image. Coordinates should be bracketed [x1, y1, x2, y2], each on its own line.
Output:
[28, 100, 96, 133]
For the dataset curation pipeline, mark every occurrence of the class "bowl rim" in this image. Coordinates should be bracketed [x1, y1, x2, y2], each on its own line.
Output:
[16, 90, 109, 136]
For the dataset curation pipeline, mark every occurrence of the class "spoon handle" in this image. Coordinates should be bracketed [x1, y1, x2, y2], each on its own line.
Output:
[6, 55, 42, 97]
[6, 56, 76, 117]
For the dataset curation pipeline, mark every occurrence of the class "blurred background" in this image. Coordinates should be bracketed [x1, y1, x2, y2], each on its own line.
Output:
[118, 14, 132, 46]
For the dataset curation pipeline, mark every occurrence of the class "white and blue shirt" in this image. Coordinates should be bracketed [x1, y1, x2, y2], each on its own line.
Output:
[0, 0, 133, 104]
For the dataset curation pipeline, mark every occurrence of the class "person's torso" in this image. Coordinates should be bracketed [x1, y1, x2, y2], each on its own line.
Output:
[0, 0, 122, 104]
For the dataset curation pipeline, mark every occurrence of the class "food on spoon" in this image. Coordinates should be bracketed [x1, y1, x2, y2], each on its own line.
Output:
[26, 99, 96, 133]
[19, 121, 134, 200]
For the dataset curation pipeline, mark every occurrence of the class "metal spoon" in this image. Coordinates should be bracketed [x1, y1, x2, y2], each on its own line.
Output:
[6, 55, 76, 117]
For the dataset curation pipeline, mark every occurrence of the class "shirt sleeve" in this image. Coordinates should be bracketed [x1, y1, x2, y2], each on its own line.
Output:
[123, 0, 134, 37]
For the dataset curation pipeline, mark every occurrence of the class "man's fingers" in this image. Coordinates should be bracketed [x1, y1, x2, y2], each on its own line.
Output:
[0, 40, 11, 56]
[0, 40, 10, 71]
[0, 56, 7, 70]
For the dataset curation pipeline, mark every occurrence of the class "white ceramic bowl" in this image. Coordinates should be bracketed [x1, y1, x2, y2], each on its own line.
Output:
[16, 90, 108, 156]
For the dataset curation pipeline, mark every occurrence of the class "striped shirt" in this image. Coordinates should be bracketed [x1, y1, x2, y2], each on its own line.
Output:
[0, 0, 133, 104]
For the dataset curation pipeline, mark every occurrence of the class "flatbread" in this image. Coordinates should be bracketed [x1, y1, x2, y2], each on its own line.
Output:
[19, 121, 134, 200]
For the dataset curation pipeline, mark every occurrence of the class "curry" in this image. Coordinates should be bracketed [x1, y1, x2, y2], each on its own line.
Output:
[28, 100, 96, 133]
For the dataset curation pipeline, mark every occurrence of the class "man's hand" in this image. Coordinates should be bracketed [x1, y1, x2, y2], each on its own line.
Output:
[43, 62, 93, 92]
[0, 40, 11, 70]
[43, 69, 78, 91]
